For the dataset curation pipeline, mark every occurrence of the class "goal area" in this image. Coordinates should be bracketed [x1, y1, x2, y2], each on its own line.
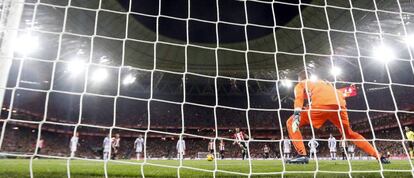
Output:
[0, 0, 414, 177]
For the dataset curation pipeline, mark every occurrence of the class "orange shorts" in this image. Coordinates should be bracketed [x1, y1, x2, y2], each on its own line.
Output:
[299, 105, 350, 130]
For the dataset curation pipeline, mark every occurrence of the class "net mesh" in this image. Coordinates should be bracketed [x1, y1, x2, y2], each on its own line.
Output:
[0, 0, 414, 177]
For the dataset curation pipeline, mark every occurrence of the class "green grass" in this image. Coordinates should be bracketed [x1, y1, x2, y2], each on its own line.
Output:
[0, 159, 412, 177]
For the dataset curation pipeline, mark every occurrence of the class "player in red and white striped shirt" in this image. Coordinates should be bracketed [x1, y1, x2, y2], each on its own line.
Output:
[111, 134, 120, 160]
[219, 139, 225, 159]
[208, 139, 214, 154]
[233, 128, 249, 160]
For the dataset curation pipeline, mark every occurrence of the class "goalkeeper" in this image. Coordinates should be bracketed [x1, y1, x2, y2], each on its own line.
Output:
[286, 70, 390, 164]
[405, 126, 414, 159]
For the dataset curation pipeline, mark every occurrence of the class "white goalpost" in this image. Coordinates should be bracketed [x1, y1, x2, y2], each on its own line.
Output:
[0, 0, 414, 178]
[0, 0, 25, 150]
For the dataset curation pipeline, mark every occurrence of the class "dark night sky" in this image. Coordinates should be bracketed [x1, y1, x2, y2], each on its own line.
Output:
[122, 0, 312, 43]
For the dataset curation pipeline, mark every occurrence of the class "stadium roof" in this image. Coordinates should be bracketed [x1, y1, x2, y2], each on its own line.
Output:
[2, 0, 414, 133]
[19, 0, 413, 82]
[4, 0, 414, 101]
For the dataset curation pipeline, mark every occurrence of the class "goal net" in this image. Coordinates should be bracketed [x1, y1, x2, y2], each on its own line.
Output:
[0, 0, 413, 177]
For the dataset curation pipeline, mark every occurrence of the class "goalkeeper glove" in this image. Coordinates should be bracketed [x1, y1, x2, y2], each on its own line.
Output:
[292, 108, 301, 133]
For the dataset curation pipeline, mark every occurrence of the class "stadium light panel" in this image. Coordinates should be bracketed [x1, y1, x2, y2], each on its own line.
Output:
[91, 68, 108, 82]
[330, 66, 342, 77]
[123, 74, 136, 85]
[67, 59, 85, 76]
[310, 75, 318, 82]
[405, 35, 414, 47]
[281, 79, 292, 88]
[14, 33, 39, 55]
[373, 45, 395, 63]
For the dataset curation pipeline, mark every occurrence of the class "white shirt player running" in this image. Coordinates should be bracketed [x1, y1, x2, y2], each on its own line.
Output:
[103, 136, 111, 153]
[328, 136, 337, 152]
[134, 137, 144, 153]
[70, 135, 79, 152]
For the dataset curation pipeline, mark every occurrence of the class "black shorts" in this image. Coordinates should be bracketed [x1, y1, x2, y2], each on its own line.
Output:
[239, 142, 247, 150]
[220, 150, 224, 154]
[209, 149, 214, 154]
[408, 141, 414, 149]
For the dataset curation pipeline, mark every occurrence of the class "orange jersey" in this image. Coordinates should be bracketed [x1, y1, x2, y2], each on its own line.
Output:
[294, 79, 346, 109]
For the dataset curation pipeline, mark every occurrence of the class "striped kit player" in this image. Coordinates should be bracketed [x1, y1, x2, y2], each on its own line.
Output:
[219, 139, 225, 159]
[233, 128, 249, 160]
[208, 140, 214, 154]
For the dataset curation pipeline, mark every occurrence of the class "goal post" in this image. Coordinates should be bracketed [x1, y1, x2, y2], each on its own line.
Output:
[0, 0, 24, 122]
[0, 0, 25, 152]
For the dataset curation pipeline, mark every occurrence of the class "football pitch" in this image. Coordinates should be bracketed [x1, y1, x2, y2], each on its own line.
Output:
[0, 159, 413, 178]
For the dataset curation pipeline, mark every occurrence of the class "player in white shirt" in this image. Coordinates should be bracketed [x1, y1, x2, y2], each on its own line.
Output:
[176, 137, 186, 160]
[308, 138, 319, 159]
[283, 136, 291, 159]
[103, 135, 112, 160]
[328, 134, 337, 160]
[341, 139, 348, 160]
[348, 143, 355, 160]
[69, 132, 79, 157]
[134, 134, 144, 160]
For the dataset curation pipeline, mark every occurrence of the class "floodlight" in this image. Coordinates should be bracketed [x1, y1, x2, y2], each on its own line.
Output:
[330, 66, 342, 77]
[373, 45, 395, 63]
[14, 33, 39, 55]
[91, 68, 108, 82]
[281, 79, 293, 88]
[123, 74, 136, 85]
[310, 75, 318, 82]
[67, 59, 85, 76]
[405, 35, 414, 47]
[99, 56, 110, 64]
